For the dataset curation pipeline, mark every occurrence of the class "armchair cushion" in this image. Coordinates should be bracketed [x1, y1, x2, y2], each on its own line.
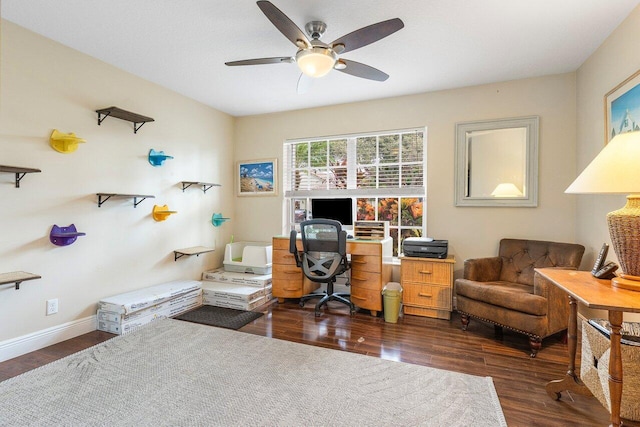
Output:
[455, 280, 547, 316]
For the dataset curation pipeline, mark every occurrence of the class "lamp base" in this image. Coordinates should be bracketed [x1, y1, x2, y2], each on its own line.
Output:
[612, 275, 640, 292]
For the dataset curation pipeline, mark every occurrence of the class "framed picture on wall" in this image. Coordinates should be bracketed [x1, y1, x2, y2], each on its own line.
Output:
[236, 158, 278, 196]
[605, 68, 640, 143]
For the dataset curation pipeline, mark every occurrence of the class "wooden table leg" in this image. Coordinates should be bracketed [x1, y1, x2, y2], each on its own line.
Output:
[545, 295, 592, 400]
[608, 310, 623, 427]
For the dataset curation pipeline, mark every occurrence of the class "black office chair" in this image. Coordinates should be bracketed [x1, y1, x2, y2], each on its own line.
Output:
[289, 219, 354, 317]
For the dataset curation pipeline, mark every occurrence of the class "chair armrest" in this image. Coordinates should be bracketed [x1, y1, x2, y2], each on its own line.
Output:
[463, 257, 502, 282]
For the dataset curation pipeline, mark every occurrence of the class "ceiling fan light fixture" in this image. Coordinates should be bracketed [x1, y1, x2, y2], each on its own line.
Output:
[296, 47, 337, 78]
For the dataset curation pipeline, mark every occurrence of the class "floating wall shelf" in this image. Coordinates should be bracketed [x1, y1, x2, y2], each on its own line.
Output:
[152, 205, 177, 221]
[211, 213, 231, 227]
[96, 106, 154, 134]
[0, 165, 41, 188]
[0, 271, 41, 290]
[148, 149, 174, 166]
[50, 224, 86, 246]
[50, 129, 86, 154]
[97, 193, 155, 208]
[181, 181, 221, 193]
[173, 246, 215, 261]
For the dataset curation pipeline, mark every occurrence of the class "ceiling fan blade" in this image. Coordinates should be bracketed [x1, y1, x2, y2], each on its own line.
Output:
[297, 73, 314, 94]
[330, 18, 404, 54]
[225, 57, 294, 66]
[336, 59, 389, 82]
[257, 1, 311, 49]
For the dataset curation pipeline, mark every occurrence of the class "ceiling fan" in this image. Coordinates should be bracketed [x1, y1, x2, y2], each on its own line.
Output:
[225, 1, 404, 92]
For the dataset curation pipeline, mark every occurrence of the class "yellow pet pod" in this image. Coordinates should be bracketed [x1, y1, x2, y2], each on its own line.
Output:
[50, 129, 86, 153]
[152, 205, 177, 222]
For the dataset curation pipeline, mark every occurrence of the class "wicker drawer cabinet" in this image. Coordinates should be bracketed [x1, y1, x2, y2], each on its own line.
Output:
[400, 255, 455, 320]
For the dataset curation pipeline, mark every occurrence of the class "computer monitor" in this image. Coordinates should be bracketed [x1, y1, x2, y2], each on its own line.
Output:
[310, 198, 353, 226]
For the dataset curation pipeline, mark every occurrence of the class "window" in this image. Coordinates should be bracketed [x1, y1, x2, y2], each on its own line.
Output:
[283, 128, 425, 256]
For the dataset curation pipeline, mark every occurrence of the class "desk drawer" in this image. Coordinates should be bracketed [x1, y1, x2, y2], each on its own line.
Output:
[350, 286, 382, 311]
[401, 260, 452, 285]
[402, 283, 451, 311]
[273, 249, 296, 265]
[350, 270, 382, 291]
[350, 255, 381, 274]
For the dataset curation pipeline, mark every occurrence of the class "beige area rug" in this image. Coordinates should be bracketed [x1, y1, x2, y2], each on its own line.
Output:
[0, 319, 507, 426]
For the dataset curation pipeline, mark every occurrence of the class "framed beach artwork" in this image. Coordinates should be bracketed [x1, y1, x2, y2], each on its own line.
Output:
[237, 158, 277, 196]
[605, 69, 640, 143]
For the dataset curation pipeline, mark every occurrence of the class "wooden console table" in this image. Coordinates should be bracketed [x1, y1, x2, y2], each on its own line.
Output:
[536, 268, 640, 427]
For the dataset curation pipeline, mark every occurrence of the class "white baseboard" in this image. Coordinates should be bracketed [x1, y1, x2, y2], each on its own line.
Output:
[0, 315, 97, 363]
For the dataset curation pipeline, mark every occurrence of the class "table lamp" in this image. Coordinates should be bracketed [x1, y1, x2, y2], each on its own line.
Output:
[565, 130, 640, 291]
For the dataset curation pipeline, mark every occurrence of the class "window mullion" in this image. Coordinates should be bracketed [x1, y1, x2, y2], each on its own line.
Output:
[346, 137, 356, 190]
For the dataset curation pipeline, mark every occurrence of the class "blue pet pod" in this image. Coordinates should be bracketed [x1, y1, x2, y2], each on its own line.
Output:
[50, 224, 86, 246]
[211, 213, 231, 227]
[148, 149, 174, 166]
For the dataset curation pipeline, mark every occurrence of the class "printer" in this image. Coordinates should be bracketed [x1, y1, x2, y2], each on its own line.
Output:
[403, 237, 448, 259]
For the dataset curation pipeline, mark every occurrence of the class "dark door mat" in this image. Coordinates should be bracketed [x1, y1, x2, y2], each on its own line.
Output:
[174, 305, 263, 330]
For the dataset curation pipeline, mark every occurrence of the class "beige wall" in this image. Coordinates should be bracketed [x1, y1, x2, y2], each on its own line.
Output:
[576, 6, 640, 322]
[235, 73, 579, 277]
[0, 21, 234, 348]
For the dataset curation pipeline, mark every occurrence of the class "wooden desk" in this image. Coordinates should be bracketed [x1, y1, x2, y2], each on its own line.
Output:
[272, 236, 393, 316]
[536, 268, 640, 427]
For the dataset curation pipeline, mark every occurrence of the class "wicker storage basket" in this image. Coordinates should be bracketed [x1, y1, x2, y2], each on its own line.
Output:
[580, 319, 640, 421]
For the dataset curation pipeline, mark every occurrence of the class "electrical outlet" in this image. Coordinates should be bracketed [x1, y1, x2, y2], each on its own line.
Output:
[46, 298, 58, 315]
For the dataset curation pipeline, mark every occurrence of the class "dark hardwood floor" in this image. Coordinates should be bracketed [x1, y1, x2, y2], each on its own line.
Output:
[1, 301, 635, 426]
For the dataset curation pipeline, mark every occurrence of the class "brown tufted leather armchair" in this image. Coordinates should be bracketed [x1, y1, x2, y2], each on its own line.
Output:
[455, 238, 585, 357]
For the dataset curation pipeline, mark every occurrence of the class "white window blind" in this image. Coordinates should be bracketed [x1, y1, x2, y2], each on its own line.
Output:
[284, 129, 425, 197]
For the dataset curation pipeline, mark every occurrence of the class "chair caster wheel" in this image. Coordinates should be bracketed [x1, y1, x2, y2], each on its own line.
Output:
[299, 301, 305, 308]
[315, 311, 322, 317]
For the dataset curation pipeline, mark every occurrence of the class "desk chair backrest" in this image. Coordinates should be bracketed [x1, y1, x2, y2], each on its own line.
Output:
[289, 219, 349, 283]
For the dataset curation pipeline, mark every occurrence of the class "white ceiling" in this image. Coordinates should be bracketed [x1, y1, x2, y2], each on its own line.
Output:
[2, 1, 639, 117]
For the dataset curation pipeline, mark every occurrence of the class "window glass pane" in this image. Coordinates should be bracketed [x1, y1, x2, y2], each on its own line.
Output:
[294, 199, 308, 223]
[356, 136, 377, 164]
[399, 228, 423, 256]
[356, 165, 377, 188]
[401, 198, 423, 226]
[328, 167, 347, 189]
[379, 134, 399, 163]
[292, 169, 312, 191]
[402, 132, 423, 162]
[401, 164, 423, 187]
[356, 198, 376, 221]
[310, 140, 327, 167]
[329, 139, 347, 164]
[378, 165, 400, 188]
[294, 143, 309, 168]
[378, 197, 398, 226]
[309, 168, 329, 190]
[390, 228, 399, 257]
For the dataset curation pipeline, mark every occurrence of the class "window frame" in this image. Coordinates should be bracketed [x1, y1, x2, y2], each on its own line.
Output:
[283, 128, 427, 256]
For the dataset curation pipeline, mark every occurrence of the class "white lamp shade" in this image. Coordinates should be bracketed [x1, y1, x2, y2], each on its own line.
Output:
[296, 47, 336, 78]
[491, 182, 523, 197]
[565, 131, 640, 194]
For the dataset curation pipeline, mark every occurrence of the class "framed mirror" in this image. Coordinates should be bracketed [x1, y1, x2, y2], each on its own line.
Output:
[455, 116, 539, 207]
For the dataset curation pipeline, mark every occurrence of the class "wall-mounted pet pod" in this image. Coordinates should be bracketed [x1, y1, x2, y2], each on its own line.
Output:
[50, 129, 86, 153]
[152, 204, 177, 221]
[50, 224, 86, 246]
[148, 149, 174, 166]
[211, 213, 230, 227]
